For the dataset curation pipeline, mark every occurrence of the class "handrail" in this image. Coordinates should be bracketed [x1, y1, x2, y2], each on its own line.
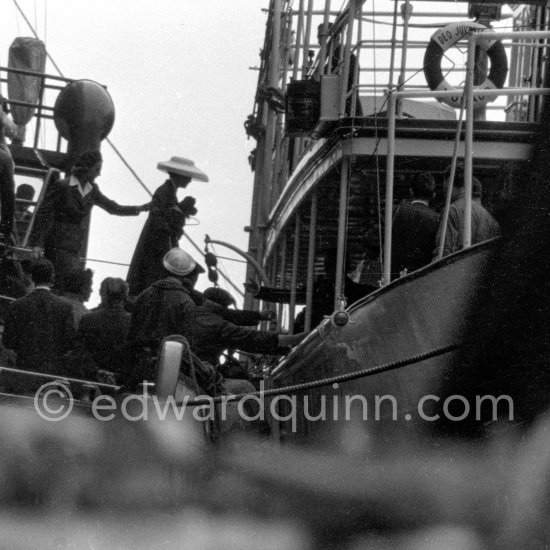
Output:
[204, 235, 269, 287]
[464, 30, 550, 249]
[0, 365, 120, 390]
[382, 28, 550, 285]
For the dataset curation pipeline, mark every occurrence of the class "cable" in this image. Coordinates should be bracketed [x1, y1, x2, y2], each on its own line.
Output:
[10, 0, 245, 296]
[182, 342, 459, 406]
[12, 0, 63, 77]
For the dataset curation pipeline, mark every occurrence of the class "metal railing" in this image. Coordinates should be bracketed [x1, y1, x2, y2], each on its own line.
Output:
[382, 30, 550, 286]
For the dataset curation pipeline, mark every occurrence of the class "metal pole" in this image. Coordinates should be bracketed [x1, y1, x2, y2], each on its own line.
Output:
[334, 158, 350, 310]
[268, 0, 283, 89]
[317, 0, 332, 75]
[277, 234, 288, 332]
[270, 12, 293, 207]
[383, 92, 396, 286]
[528, 6, 543, 122]
[289, 214, 301, 334]
[387, 0, 399, 89]
[339, 0, 356, 117]
[292, 0, 305, 169]
[350, 0, 363, 117]
[264, 0, 283, 217]
[301, 0, 315, 77]
[305, 192, 317, 332]
[391, 87, 550, 100]
[436, 104, 465, 260]
[396, 0, 412, 118]
[292, 0, 305, 75]
[463, 34, 476, 249]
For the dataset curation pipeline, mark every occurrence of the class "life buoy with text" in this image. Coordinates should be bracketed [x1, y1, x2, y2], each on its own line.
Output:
[423, 21, 508, 109]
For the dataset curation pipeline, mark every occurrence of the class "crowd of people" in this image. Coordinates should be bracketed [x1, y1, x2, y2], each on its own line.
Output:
[1, 249, 305, 400]
[0, 139, 500, 407]
[392, 165, 500, 279]
[0, 147, 307, 405]
[295, 164, 501, 328]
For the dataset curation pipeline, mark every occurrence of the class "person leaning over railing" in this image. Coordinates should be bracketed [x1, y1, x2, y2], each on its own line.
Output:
[29, 150, 150, 284]
[124, 248, 306, 396]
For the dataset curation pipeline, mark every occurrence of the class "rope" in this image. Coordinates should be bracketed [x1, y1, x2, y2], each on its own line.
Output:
[182, 342, 459, 407]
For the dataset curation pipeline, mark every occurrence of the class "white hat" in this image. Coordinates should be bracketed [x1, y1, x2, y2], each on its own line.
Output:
[163, 248, 205, 277]
[157, 156, 209, 182]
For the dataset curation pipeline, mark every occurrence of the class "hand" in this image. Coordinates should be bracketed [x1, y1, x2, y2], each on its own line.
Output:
[179, 196, 198, 217]
[260, 310, 276, 322]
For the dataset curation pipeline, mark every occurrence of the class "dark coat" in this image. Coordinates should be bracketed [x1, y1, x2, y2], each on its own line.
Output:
[222, 308, 264, 326]
[193, 302, 280, 366]
[126, 276, 197, 351]
[127, 180, 186, 297]
[0, 147, 15, 238]
[30, 176, 142, 277]
[434, 192, 500, 258]
[76, 305, 131, 378]
[391, 199, 440, 279]
[126, 277, 225, 395]
[3, 288, 75, 378]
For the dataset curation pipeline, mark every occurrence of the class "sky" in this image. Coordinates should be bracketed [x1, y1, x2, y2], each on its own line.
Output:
[0, 0, 268, 306]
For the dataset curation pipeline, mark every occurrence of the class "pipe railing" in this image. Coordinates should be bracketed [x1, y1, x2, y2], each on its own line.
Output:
[383, 29, 550, 286]
[463, 30, 550, 247]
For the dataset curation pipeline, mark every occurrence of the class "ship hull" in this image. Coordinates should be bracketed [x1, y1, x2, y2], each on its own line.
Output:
[271, 240, 496, 445]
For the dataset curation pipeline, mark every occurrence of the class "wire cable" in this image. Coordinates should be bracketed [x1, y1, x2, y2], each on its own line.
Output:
[182, 342, 459, 406]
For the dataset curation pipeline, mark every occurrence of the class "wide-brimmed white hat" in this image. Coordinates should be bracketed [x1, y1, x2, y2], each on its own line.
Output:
[157, 156, 209, 182]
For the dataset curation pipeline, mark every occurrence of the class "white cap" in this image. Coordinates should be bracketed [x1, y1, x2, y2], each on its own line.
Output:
[163, 248, 205, 277]
[157, 156, 209, 182]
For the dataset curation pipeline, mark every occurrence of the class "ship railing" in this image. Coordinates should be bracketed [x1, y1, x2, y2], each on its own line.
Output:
[0, 364, 120, 409]
[0, 65, 75, 153]
[381, 29, 550, 287]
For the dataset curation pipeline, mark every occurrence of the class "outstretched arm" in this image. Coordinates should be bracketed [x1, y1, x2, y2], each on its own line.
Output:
[93, 185, 150, 216]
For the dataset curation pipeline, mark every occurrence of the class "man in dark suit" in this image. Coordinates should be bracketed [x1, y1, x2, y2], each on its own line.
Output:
[391, 172, 440, 280]
[2, 259, 75, 393]
[75, 277, 131, 383]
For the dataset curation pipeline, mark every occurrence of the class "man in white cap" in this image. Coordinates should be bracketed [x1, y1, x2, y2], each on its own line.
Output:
[127, 156, 208, 297]
[125, 246, 222, 393]
[125, 247, 306, 396]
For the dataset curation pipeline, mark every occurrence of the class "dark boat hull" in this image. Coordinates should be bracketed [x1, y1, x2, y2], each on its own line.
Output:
[271, 240, 496, 445]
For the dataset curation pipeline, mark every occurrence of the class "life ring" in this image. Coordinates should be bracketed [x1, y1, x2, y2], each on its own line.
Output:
[423, 21, 508, 109]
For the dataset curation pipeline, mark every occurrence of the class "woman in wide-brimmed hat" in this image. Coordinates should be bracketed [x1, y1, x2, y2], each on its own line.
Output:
[126, 156, 208, 297]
